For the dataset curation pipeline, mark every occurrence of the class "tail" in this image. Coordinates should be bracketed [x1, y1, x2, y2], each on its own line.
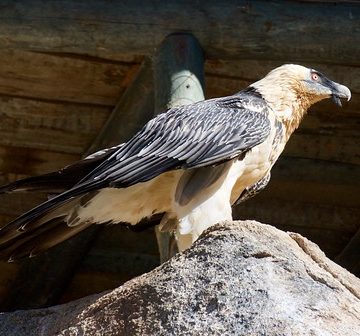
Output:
[0, 217, 93, 261]
[0, 180, 105, 261]
[0, 145, 122, 194]
[0, 143, 125, 261]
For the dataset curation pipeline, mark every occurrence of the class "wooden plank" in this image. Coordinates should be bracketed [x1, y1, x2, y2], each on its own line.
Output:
[298, 113, 360, 138]
[0, 1, 359, 64]
[234, 199, 360, 233]
[272, 156, 360, 186]
[252, 179, 359, 208]
[0, 97, 111, 134]
[153, 33, 205, 263]
[0, 58, 155, 311]
[0, 49, 137, 105]
[0, 145, 80, 176]
[0, 214, 17, 226]
[284, 133, 360, 165]
[0, 96, 111, 154]
[59, 271, 125, 304]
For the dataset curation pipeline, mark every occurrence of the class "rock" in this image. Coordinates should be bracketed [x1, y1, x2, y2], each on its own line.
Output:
[0, 220, 359, 335]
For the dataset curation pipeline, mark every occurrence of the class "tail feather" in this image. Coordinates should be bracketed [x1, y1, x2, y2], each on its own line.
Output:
[0, 145, 121, 195]
[0, 171, 85, 194]
[0, 145, 124, 260]
[0, 218, 60, 260]
[0, 218, 93, 261]
[0, 179, 105, 247]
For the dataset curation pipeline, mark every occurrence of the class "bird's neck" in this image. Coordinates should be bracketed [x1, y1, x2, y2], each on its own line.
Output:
[251, 81, 312, 139]
[278, 95, 310, 139]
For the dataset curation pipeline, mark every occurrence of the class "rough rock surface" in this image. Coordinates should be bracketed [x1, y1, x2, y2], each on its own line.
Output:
[0, 221, 360, 336]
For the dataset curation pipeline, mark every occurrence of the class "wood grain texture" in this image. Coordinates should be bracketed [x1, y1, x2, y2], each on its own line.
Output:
[0, 1, 359, 64]
[0, 49, 135, 105]
[271, 156, 360, 186]
[0, 193, 47, 221]
[0, 145, 80, 176]
[235, 198, 360, 233]
[284, 133, 360, 165]
[250, 175, 359, 208]
[0, 96, 111, 154]
[0, 262, 19, 300]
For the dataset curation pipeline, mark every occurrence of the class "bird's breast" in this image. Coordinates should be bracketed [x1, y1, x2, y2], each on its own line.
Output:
[230, 127, 282, 204]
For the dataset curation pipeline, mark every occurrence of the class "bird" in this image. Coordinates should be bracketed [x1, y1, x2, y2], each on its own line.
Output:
[0, 64, 351, 261]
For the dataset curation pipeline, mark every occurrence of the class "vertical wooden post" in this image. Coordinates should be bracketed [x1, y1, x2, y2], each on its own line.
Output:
[153, 33, 205, 263]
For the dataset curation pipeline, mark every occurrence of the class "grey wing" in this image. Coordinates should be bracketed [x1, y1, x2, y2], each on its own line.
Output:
[81, 95, 272, 187]
[175, 162, 233, 206]
[83, 143, 124, 160]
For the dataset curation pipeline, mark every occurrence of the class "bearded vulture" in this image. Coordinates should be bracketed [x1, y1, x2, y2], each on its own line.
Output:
[0, 64, 351, 260]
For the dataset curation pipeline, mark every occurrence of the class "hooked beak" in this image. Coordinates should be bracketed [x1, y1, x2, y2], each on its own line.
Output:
[329, 82, 351, 107]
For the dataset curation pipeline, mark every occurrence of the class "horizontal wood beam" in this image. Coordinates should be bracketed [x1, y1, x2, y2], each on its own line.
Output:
[0, 145, 80, 176]
[234, 198, 360, 233]
[284, 133, 360, 166]
[0, 1, 359, 65]
[0, 49, 136, 106]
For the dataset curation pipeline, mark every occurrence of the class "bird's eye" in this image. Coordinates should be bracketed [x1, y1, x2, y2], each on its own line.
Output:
[311, 72, 319, 81]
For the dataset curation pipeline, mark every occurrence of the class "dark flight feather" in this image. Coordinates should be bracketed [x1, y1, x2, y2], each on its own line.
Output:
[0, 144, 123, 194]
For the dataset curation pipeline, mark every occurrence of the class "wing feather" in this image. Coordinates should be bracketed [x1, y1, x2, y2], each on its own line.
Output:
[91, 95, 270, 185]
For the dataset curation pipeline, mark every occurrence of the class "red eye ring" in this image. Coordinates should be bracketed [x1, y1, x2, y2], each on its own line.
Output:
[311, 73, 319, 81]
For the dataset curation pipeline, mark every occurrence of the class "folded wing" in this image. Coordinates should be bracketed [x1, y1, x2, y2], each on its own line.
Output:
[0, 92, 271, 260]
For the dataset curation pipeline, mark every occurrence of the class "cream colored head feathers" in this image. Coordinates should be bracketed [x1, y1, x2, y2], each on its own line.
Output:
[251, 64, 351, 133]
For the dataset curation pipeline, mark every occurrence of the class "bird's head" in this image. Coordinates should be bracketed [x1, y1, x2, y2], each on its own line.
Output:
[251, 64, 351, 128]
